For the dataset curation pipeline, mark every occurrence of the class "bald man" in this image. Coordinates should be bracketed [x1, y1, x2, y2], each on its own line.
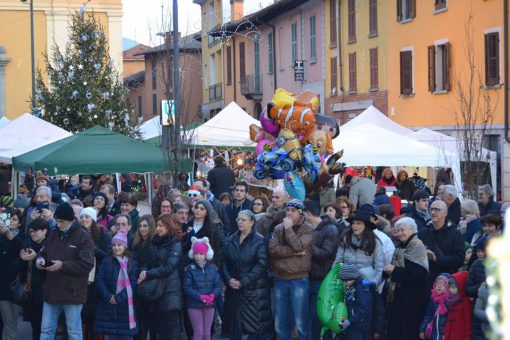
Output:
[418, 200, 465, 290]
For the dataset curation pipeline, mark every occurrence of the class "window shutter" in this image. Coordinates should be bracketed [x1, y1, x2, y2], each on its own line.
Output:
[485, 33, 500, 86]
[331, 57, 338, 93]
[348, 0, 356, 42]
[330, 0, 337, 46]
[401, 51, 413, 95]
[349, 53, 357, 93]
[370, 48, 378, 90]
[443, 42, 450, 91]
[396, 0, 402, 22]
[226, 46, 232, 85]
[239, 42, 246, 79]
[410, 0, 416, 18]
[369, 0, 377, 36]
[428, 45, 436, 93]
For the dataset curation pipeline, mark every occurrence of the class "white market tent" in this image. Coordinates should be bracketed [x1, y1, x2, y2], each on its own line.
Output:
[188, 101, 259, 149]
[407, 128, 498, 190]
[333, 122, 463, 193]
[138, 116, 160, 140]
[0, 113, 72, 164]
[0, 117, 9, 128]
[341, 105, 414, 135]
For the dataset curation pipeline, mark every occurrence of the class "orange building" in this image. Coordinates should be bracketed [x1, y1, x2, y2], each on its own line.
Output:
[123, 44, 148, 78]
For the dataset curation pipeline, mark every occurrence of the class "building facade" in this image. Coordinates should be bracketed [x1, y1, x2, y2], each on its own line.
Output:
[0, 0, 123, 119]
[123, 44, 148, 78]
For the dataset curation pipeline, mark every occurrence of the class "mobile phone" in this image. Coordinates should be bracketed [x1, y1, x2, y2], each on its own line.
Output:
[0, 213, 10, 227]
[43, 260, 54, 268]
[35, 202, 49, 212]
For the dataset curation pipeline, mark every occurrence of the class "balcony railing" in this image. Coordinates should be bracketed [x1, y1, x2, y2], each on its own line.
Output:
[240, 74, 262, 100]
[209, 83, 222, 102]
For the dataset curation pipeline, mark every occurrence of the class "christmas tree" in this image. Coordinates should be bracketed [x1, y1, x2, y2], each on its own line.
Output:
[34, 11, 139, 137]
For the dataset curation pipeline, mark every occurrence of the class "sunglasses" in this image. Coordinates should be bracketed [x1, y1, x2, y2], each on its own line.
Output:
[188, 193, 200, 198]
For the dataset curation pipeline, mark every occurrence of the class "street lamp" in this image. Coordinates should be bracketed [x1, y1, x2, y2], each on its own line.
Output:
[21, 0, 36, 111]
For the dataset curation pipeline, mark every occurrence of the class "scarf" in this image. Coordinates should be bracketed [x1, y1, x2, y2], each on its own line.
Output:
[115, 256, 136, 330]
[431, 288, 449, 315]
[381, 176, 396, 185]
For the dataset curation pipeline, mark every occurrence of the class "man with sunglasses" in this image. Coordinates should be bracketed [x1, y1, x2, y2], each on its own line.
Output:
[225, 181, 253, 235]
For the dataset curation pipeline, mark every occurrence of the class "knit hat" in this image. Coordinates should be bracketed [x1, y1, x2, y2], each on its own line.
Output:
[339, 264, 360, 281]
[474, 235, 489, 253]
[286, 199, 305, 214]
[54, 203, 75, 222]
[80, 207, 97, 222]
[188, 236, 214, 260]
[433, 273, 451, 291]
[112, 230, 128, 247]
[187, 186, 201, 198]
[93, 192, 109, 206]
[13, 195, 29, 210]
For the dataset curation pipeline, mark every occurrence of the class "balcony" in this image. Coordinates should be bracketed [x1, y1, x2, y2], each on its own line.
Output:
[209, 83, 222, 103]
[240, 74, 263, 100]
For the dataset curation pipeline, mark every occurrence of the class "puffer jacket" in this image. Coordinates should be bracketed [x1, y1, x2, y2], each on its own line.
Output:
[310, 217, 339, 281]
[344, 278, 378, 334]
[420, 299, 447, 340]
[0, 231, 24, 300]
[473, 284, 489, 340]
[268, 220, 315, 280]
[146, 234, 183, 311]
[334, 235, 385, 285]
[222, 229, 271, 336]
[94, 255, 139, 336]
[183, 262, 222, 308]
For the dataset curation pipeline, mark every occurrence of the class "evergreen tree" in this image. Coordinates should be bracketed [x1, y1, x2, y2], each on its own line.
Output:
[34, 11, 138, 137]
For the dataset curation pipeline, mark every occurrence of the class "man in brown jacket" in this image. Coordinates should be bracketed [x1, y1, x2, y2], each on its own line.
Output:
[36, 203, 95, 340]
[268, 199, 314, 340]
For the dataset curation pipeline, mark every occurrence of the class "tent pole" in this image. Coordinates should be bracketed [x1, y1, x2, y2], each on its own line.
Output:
[116, 173, 121, 193]
[10, 168, 17, 199]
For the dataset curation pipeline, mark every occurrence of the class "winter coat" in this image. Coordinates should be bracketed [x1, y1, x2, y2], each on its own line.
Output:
[0, 231, 24, 300]
[310, 217, 340, 281]
[349, 177, 376, 209]
[344, 278, 377, 334]
[335, 234, 386, 285]
[420, 298, 447, 340]
[225, 199, 253, 235]
[377, 177, 397, 187]
[94, 255, 139, 336]
[183, 262, 222, 309]
[478, 199, 501, 217]
[447, 198, 461, 227]
[207, 165, 236, 198]
[19, 237, 46, 309]
[466, 259, 486, 339]
[207, 193, 231, 228]
[128, 209, 140, 236]
[222, 229, 271, 336]
[396, 179, 416, 201]
[268, 220, 315, 280]
[373, 192, 390, 206]
[146, 234, 183, 311]
[444, 271, 472, 340]
[418, 223, 465, 290]
[183, 220, 224, 268]
[40, 220, 95, 304]
[385, 235, 429, 340]
[473, 284, 489, 340]
[460, 218, 482, 244]
[374, 229, 396, 266]
[130, 240, 152, 270]
[254, 213, 273, 238]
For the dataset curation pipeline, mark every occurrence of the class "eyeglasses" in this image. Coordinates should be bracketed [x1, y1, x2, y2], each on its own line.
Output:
[188, 193, 199, 198]
[430, 208, 443, 212]
[253, 202, 263, 206]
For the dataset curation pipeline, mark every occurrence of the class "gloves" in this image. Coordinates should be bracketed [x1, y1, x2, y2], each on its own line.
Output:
[199, 295, 209, 304]
[339, 319, 351, 330]
[207, 293, 215, 305]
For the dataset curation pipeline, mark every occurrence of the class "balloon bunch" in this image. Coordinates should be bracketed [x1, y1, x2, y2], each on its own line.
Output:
[249, 88, 345, 200]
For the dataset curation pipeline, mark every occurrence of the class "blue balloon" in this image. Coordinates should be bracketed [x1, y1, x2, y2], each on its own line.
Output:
[284, 171, 306, 201]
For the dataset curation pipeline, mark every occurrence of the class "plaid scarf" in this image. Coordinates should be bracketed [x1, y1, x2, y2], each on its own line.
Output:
[115, 256, 136, 330]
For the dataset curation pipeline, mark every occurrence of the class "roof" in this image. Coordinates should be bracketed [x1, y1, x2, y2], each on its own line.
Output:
[123, 44, 149, 60]
[209, 0, 310, 37]
[135, 33, 201, 56]
[124, 70, 145, 87]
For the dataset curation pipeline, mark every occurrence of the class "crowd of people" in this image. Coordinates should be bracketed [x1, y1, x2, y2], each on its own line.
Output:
[0, 165, 505, 340]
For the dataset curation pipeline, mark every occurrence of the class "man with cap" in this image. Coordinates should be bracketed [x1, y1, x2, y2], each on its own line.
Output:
[36, 203, 95, 340]
[407, 190, 431, 232]
[268, 199, 315, 340]
[303, 200, 339, 339]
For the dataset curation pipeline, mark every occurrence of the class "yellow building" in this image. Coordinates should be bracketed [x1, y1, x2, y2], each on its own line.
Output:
[387, 0, 509, 198]
[0, 0, 122, 119]
[325, 0, 388, 123]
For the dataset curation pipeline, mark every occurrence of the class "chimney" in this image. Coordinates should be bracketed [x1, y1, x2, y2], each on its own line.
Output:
[230, 0, 244, 21]
[164, 32, 181, 45]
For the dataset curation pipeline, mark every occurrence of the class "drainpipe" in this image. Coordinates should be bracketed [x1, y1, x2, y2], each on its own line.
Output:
[257, 19, 278, 91]
[232, 36, 237, 102]
[504, 0, 509, 142]
[338, 0, 344, 92]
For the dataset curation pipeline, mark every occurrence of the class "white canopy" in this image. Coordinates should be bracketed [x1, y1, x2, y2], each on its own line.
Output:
[189, 101, 259, 148]
[138, 116, 161, 140]
[341, 105, 414, 135]
[0, 113, 72, 164]
[407, 128, 497, 189]
[0, 117, 9, 128]
[333, 122, 463, 192]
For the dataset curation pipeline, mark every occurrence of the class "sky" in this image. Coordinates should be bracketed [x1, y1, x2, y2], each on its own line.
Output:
[122, 0, 274, 47]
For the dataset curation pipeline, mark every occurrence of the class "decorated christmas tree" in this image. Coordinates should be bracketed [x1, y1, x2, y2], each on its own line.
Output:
[34, 11, 138, 137]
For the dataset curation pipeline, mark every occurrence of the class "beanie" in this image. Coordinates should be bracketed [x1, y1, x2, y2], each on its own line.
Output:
[188, 236, 214, 260]
[339, 264, 360, 281]
[112, 230, 128, 247]
[286, 199, 305, 214]
[54, 203, 75, 222]
[13, 195, 29, 210]
[80, 207, 97, 222]
[93, 192, 109, 206]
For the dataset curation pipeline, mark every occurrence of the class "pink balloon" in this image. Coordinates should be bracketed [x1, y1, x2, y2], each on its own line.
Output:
[256, 139, 273, 155]
[260, 109, 280, 136]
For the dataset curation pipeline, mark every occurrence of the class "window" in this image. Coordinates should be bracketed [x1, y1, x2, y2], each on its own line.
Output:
[400, 50, 413, 95]
[428, 43, 450, 93]
[310, 16, 317, 62]
[330, 57, 338, 95]
[151, 60, 157, 90]
[369, 0, 378, 37]
[138, 96, 142, 116]
[348, 0, 356, 43]
[254, 39, 260, 91]
[239, 42, 245, 79]
[396, 0, 416, 22]
[226, 46, 232, 85]
[348, 53, 357, 94]
[278, 27, 283, 71]
[291, 23, 298, 64]
[268, 32, 274, 74]
[370, 48, 378, 90]
[330, 0, 337, 46]
[152, 94, 158, 115]
[434, 0, 447, 11]
[485, 32, 500, 86]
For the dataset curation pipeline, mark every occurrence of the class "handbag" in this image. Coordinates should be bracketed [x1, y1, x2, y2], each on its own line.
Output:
[137, 278, 165, 302]
[9, 260, 32, 305]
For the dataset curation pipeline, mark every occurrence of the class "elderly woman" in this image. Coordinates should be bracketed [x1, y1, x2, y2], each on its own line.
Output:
[384, 217, 429, 340]
[335, 211, 385, 286]
[221, 210, 271, 339]
[459, 199, 482, 244]
[396, 170, 416, 201]
[478, 184, 501, 217]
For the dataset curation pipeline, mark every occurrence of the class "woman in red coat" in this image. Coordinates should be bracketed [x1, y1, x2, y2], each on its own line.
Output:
[444, 271, 472, 340]
[377, 168, 397, 187]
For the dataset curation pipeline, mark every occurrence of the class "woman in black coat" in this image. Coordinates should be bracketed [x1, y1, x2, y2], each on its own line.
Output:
[138, 213, 183, 339]
[384, 217, 429, 340]
[221, 210, 271, 338]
